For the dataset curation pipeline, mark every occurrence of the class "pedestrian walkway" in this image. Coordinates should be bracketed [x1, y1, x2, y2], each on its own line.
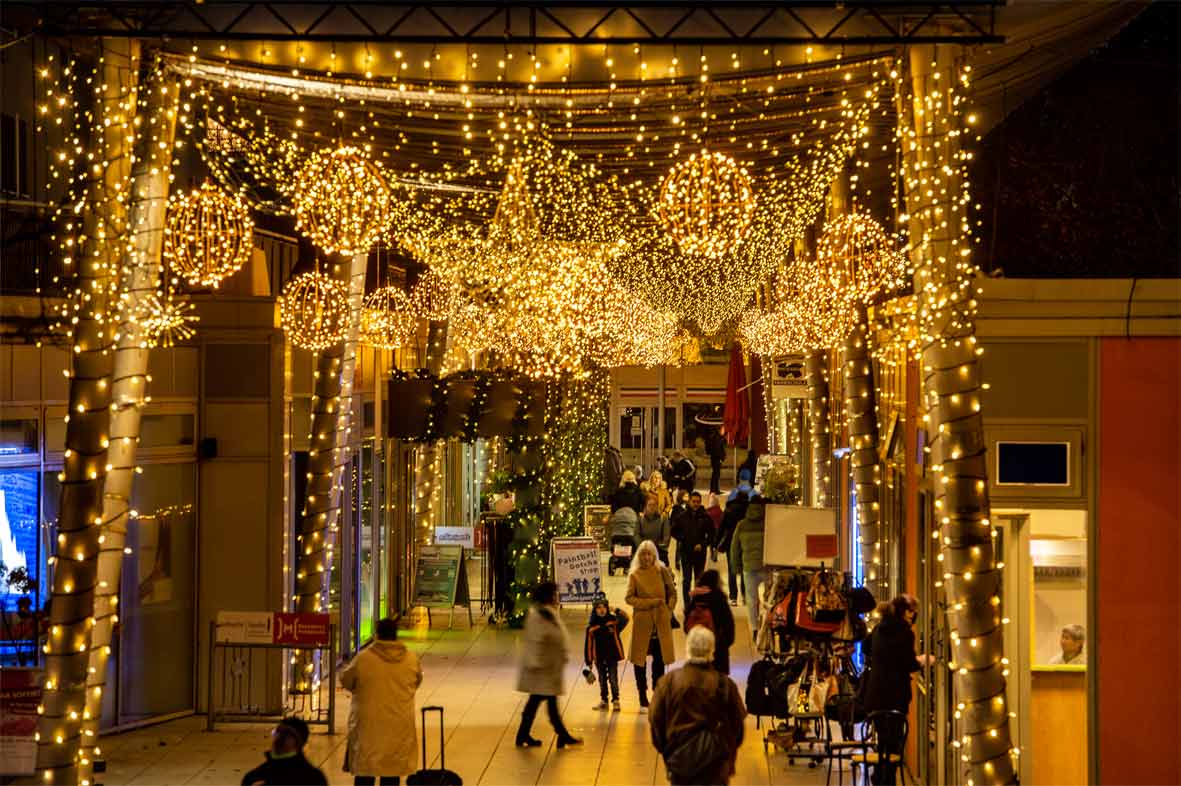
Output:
[99, 555, 830, 786]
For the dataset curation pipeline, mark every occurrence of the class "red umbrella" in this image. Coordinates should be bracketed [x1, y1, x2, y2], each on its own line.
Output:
[722, 342, 750, 447]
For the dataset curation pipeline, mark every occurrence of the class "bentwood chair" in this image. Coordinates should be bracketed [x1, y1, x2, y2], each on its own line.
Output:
[848, 709, 909, 786]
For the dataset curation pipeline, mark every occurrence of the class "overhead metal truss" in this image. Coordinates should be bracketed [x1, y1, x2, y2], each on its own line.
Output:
[8, 1, 1003, 45]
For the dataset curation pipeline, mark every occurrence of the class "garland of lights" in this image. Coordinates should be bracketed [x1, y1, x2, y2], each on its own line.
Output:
[163, 180, 254, 288]
[656, 150, 755, 258]
[359, 285, 417, 350]
[279, 270, 350, 351]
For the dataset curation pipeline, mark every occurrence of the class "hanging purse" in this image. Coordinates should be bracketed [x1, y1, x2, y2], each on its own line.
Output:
[795, 592, 841, 634]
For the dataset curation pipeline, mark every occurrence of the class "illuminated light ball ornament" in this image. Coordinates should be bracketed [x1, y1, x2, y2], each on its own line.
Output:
[163, 180, 254, 288]
[359, 286, 416, 350]
[279, 271, 349, 351]
[815, 212, 910, 304]
[293, 145, 396, 257]
[657, 150, 756, 258]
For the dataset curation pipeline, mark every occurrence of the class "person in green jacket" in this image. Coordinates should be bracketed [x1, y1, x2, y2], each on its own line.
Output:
[729, 496, 767, 640]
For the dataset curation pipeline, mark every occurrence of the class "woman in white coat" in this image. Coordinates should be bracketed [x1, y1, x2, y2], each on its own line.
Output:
[514, 581, 583, 749]
[340, 618, 423, 785]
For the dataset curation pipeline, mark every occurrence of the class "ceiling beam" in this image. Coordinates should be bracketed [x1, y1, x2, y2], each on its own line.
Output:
[6, 2, 1003, 45]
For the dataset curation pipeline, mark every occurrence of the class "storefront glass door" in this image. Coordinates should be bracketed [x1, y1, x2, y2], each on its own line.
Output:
[617, 406, 676, 477]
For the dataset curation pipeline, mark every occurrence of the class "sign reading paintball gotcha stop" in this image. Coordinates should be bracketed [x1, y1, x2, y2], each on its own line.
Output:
[551, 537, 603, 605]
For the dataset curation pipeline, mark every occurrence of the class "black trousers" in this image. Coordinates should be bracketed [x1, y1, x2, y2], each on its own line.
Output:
[517, 694, 571, 740]
[681, 552, 707, 609]
[634, 638, 666, 697]
[354, 778, 399, 786]
[726, 557, 744, 601]
[596, 661, 620, 701]
[870, 714, 906, 785]
[709, 457, 722, 493]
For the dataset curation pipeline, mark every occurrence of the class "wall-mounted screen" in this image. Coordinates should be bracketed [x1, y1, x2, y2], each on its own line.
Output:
[996, 441, 1070, 486]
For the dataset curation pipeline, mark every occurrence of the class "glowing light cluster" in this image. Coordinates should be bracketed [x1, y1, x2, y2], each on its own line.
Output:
[163, 180, 254, 288]
[359, 286, 417, 350]
[656, 150, 755, 258]
[279, 270, 350, 351]
[292, 145, 398, 256]
[815, 212, 910, 305]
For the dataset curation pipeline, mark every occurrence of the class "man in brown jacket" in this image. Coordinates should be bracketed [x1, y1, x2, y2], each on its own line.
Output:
[649, 627, 747, 786]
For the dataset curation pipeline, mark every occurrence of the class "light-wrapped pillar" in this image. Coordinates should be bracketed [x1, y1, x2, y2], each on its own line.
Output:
[294, 252, 366, 625]
[78, 62, 179, 786]
[899, 44, 1016, 784]
[806, 352, 831, 508]
[37, 39, 139, 786]
[842, 309, 882, 595]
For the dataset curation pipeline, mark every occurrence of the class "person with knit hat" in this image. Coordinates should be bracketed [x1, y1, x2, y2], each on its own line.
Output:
[648, 627, 747, 786]
[241, 716, 327, 785]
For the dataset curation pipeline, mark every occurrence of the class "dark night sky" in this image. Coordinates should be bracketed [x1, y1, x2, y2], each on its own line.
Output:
[972, 1, 1180, 278]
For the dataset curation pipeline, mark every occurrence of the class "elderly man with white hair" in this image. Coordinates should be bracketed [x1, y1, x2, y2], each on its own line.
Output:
[648, 626, 747, 786]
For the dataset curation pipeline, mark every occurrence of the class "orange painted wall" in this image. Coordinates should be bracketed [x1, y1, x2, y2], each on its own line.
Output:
[1097, 338, 1181, 784]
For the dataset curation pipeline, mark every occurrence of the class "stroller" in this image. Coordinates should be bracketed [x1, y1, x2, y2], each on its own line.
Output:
[608, 535, 636, 575]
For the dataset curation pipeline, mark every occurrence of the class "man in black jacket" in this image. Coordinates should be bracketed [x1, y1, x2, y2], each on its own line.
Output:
[671, 491, 715, 609]
[668, 451, 697, 494]
[241, 717, 327, 786]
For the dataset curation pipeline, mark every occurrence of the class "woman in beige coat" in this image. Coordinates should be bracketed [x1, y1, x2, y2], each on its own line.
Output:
[626, 540, 678, 709]
[515, 581, 582, 748]
[340, 618, 423, 785]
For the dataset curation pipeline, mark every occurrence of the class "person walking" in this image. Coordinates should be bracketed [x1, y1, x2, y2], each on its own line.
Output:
[648, 627, 747, 786]
[626, 540, 678, 710]
[241, 717, 328, 786]
[716, 487, 750, 605]
[668, 451, 697, 494]
[685, 570, 736, 675]
[641, 470, 674, 516]
[861, 594, 933, 784]
[705, 429, 727, 494]
[583, 597, 629, 710]
[611, 469, 647, 515]
[515, 582, 583, 748]
[671, 491, 715, 610]
[637, 494, 672, 565]
[340, 618, 422, 786]
[729, 495, 767, 639]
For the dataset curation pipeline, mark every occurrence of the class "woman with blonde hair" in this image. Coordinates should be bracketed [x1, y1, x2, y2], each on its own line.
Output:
[641, 470, 673, 516]
[626, 540, 678, 709]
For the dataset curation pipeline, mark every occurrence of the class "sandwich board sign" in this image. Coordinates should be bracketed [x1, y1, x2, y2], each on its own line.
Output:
[551, 537, 603, 605]
[411, 544, 473, 628]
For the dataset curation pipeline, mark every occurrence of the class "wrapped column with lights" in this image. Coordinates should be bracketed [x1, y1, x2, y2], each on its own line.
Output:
[898, 44, 1016, 784]
[842, 308, 882, 596]
[37, 39, 139, 786]
[79, 62, 180, 786]
[806, 350, 831, 508]
[294, 252, 366, 620]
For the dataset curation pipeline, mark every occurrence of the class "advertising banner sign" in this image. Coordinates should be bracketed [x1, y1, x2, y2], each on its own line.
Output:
[551, 537, 602, 604]
[412, 545, 465, 608]
[435, 526, 475, 549]
[0, 668, 40, 775]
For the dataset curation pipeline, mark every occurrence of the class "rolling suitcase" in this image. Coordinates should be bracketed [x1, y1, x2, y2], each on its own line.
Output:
[406, 705, 462, 786]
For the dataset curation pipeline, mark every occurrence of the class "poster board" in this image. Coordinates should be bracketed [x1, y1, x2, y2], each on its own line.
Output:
[763, 505, 838, 568]
[412, 545, 472, 628]
[0, 668, 40, 775]
[551, 537, 603, 605]
[583, 504, 612, 550]
[435, 526, 475, 549]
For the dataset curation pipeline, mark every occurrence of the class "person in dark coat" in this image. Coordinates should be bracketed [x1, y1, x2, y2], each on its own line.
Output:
[242, 717, 327, 786]
[668, 451, 697, 494]
[686, 569, 736, 674]
[583, 598, 630, 710]
[861, 594, 931, 785]
[704, 429, 727, 494]
[716, 489, 750, 605]
[611, 470, 647, 515]
[671, 491, 715, 610]
[738, 449, 759, 483]
[603, 445, 625, 503]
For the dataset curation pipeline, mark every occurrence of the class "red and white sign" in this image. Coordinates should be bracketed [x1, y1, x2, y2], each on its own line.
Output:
[215, 611, 330, 646]
[0, 668, 41, 775]
[806, 534, 839, 560]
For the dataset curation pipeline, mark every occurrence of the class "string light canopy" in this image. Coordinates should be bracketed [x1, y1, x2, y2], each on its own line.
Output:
[359, 285, 417, 350]
[163, 180, 254, 288]
[657, 150, 755, 258]
[292, 145, 399, 256]
[279, 269, 350, 351]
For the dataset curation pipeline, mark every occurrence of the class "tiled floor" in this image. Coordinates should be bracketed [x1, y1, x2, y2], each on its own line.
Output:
[100, 555, 834, 786]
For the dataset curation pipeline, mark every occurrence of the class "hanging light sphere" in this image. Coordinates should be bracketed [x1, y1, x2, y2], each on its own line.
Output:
[656, 150, 756, 258]
[163, 180, 254, 288]
[815, 212, 910, 304]
[359, 286, 417, 350]
[279, 271, 349, 351]
[292, 146, 396, 257]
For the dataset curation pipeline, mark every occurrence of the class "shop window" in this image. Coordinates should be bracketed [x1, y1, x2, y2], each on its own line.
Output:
[0, 419, 38, 457]
[0, 469, 44, 666]
[139, 413, 195, 449]
[1031, 536, 1088, 668]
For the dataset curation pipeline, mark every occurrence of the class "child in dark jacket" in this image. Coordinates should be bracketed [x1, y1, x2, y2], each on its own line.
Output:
[583, 598, 629, 710]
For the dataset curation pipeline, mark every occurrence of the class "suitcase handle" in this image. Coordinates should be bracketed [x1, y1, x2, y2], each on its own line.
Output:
[420, 705, 445, 771]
